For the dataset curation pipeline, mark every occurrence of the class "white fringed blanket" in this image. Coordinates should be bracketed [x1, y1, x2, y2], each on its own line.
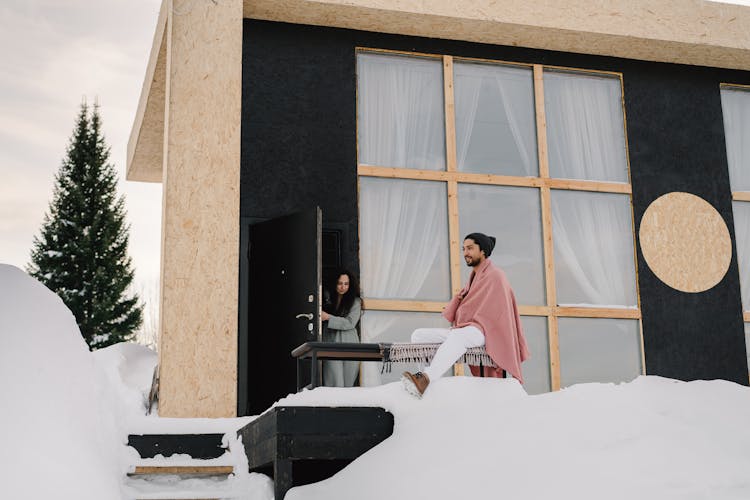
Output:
[379, 342, 497, 372]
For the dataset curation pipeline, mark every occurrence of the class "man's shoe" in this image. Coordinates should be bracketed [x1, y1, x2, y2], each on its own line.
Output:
[401, 371, 430, 398]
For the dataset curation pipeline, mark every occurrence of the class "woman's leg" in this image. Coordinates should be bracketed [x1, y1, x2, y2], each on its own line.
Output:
[343, 360, 360, 387]
[423, 325, 485, 381]
[323, 360, 345, 387]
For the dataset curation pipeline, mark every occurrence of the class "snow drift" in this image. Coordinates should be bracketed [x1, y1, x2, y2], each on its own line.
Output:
[0, 264, 121, 498]
[280, 375, 750, 500]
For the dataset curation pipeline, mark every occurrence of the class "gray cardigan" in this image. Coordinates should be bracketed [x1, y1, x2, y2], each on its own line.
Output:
[325, 297, 362, 341]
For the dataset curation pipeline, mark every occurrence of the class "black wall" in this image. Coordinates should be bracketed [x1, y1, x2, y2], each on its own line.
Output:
[240, 19, 750, 398]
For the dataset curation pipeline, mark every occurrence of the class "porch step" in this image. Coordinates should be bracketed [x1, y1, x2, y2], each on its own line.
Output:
[128, 433, 227, 460]
[123, 460, 242, 500]
[124, 431, 241, 500]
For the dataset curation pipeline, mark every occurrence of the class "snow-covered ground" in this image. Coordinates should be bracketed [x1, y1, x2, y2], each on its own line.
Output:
[280, 376, 750, 499]
[0, 264, 271, 499]
[3, 263, 750, 499]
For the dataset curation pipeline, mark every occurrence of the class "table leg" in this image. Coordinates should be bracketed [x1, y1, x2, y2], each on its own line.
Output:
[311, 352, 319, 389]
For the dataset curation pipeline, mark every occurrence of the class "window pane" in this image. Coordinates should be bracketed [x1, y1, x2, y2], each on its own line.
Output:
[458, 184, 545, 305]
[544, 71, 629, 183]
[559, 318, 642, 387]
[357, 52, 446, 170]
[721, 88, 750, 192]
[454, 62, 538, 176]
[518, 316, 550, 394]
[359, 177, 451, 301]
[552, 190, 637, 307]
[360, 311, 450, 386]
[732, 202, 750, 311]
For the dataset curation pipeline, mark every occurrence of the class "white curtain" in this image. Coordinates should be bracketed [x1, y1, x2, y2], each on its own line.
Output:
[454, 62, 537, 176]
[732, 202, 750, 311]
[544, 71, 629, 183]
[359, 177, 450, 301]
[721, 88, 750, 192]
[357, 52, 446, 170]
[358, 178, 450, 385]
[551, 190, 638, 307]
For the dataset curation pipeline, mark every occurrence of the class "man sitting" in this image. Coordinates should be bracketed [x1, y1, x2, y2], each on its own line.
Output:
[402, 232, 530, 398]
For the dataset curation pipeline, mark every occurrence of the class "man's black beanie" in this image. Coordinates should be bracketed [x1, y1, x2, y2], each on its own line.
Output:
[465, 232, 497, 257]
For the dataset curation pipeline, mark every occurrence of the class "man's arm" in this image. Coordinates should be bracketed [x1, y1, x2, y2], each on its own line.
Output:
[442, 293, 462, 324]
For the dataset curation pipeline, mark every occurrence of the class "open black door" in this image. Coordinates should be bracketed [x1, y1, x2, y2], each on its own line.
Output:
[245, 208, 321, 415]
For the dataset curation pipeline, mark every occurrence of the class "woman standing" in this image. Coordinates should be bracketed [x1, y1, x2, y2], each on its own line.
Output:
[320, 270, 362, 387]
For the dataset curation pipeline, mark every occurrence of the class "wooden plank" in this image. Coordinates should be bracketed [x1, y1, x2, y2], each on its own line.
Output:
[355, 46, 442, 61]
[363, 299, 548, 317]
[518, 305, 551, 316]
[548, 315, 561, 391]
[130, 465, 233, 476]
[534, 62, 559, 394]
[358, 165, 451, 181]
[358, 165, 544, 188]
[540, 186, 559, 391]
[540, 64, 623, 79]
[721, 82, 750, 91]
[533, 65, 549, 179]
[443, 55, 463, 298]
[639, 318, 647, 375]
[539, 188, 556, 311]
[545, 178, 631, 194]
[362, 298, 446, 312]
[554, 306, 641, 319]
[358, 166, 631, 193]
[443, 55, 457, 173]
[448, 181, 462, 295]
[455, 172, 542, 187]
[452, 54, 533, 69]
[733, 192, 750, 202]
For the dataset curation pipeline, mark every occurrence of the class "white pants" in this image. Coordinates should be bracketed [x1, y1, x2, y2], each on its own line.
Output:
[411, 326, 485, 381]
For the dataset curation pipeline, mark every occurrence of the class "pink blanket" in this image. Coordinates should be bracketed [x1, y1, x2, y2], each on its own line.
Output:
[442, 259, 530, 383]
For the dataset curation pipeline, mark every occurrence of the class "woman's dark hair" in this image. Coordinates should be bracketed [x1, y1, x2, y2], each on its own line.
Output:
[324, 269, 361, 316]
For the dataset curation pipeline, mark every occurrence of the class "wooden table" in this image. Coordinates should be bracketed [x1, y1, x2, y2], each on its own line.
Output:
[291, 341, 383, 390]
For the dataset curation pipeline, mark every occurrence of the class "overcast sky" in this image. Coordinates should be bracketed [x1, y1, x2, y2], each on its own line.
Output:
[1, 0, 749, 324]
[0, 0, 162, 301]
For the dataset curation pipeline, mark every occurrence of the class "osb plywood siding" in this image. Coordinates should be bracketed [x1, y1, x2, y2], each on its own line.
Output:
[158, 0, 243, 418]
[127, 1, 168, 183]
[639, 192, 732, 293]
[243, 0, 750, 71]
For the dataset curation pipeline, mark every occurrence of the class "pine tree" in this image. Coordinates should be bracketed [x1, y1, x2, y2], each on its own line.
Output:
[28, 102, 143, 349]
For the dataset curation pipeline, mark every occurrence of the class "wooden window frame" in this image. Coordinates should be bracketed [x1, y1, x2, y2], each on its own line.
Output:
[356, 48, 644, 391]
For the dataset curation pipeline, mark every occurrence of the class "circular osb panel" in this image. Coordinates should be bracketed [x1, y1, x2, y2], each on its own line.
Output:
[639, 192, 731, 293]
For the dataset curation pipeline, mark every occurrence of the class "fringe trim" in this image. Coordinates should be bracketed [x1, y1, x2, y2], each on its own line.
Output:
[380, 342, 496, 373]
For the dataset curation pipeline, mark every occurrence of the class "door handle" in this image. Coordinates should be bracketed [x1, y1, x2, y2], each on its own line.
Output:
[295, 313, 313, 320]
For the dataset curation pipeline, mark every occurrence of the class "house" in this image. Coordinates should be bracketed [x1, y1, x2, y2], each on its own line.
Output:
[126, 0, 750, 418]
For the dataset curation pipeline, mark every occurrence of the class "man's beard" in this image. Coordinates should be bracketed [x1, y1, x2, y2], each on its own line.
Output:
[465, 256, 479, 267]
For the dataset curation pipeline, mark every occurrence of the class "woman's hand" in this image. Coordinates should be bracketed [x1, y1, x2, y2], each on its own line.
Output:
[321, 311, 330, 321]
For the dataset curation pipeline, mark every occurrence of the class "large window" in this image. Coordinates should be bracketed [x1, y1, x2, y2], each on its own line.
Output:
[720, 84, 750, 379]
[357, 50, 643, 393]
